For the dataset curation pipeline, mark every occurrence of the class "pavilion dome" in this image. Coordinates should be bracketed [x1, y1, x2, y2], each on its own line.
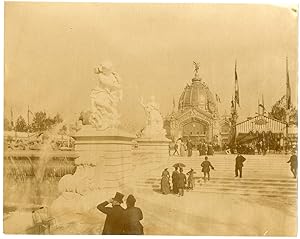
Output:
[178, 76, 218, 116]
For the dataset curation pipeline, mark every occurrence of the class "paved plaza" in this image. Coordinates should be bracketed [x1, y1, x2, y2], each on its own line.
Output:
[46, 153, 297, 236]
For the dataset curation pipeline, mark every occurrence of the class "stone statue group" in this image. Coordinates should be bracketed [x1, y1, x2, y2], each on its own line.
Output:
[89, 61, 166, 138]
[90, 61, 122, 130]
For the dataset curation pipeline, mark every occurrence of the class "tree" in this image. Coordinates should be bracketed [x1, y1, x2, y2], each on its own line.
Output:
[4, 118, 12, 131]
[31, 111, 48, 132]
[289, 106, 298, 125]
[269, 95, 298, 124]
[15, 115, 27, 132]
[53, 113, 63, 124]
[58, 124, 68, 135]
[30, 111, 64, 132]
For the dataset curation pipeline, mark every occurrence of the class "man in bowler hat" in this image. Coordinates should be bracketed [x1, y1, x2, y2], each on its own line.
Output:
[201, 156, 215, 181]
[177, 167, 187, 196]
[287, 150, 297, 178]
[235, 153, 246, 178]
[123, 194, 144, 235]
[97, 192, 125, 235]
[172, 166, 179, 194]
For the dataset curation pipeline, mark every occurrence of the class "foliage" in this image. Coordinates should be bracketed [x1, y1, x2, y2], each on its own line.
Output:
[269, 95, 297, 125]
[79, 110, 92, 125]
[30, 111, 64, 132]
[15, 115, 27, 132]
[4, 118, 12, 131]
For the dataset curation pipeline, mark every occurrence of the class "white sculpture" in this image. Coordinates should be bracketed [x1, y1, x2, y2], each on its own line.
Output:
[90, 61, 122, 130]
[140, 96, 166, 138]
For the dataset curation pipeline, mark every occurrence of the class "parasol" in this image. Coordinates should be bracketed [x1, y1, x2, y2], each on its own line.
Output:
[173, 163, 186, 168]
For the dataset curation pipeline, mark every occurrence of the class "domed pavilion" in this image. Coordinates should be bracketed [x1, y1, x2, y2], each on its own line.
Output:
[164, 63, 230, 146]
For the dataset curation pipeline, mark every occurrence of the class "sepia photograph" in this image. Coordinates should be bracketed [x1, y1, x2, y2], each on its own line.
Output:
[3, 2, 298, 236]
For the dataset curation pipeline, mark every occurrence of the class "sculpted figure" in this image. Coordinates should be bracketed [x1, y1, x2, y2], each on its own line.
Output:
[140, 96, 166, 138]
[89, 61, 122, 130]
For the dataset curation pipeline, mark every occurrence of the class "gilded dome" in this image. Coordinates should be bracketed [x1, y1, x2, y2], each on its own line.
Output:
[178, 76, 218, 115]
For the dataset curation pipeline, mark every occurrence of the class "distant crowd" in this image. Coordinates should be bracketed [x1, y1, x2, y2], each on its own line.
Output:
[169, 136, 296, 156]
[169, 138, 216, 157]
[223, 139, 296, 155]
[4, 135, 75, 151]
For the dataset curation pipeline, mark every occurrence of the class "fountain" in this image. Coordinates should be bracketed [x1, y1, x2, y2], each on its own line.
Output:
[3, 123, 77, 233]
[4, 62, 170, 234]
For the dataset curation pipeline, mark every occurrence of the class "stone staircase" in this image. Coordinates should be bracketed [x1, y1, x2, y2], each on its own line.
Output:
[135, 153, 298, 198]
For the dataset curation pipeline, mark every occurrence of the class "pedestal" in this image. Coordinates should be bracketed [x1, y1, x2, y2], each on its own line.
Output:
[73, 125, 135, 192]
[134, 137, 171, 173]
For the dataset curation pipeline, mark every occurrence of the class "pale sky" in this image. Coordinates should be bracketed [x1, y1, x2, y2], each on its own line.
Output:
[4, 3, 298, 132]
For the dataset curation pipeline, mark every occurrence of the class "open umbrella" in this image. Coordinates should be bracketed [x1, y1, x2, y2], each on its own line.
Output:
[173, 163, 186, 168]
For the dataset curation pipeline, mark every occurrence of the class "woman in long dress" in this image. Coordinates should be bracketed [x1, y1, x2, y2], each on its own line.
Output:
[177, 138, 185, 157]
[161, 168, 171, 194]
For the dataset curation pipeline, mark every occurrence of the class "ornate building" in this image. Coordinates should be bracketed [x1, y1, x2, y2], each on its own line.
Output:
[164, 63, 230, 146]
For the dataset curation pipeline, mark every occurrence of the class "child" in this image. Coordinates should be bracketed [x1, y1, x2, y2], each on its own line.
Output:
[186, 168, 196, 190]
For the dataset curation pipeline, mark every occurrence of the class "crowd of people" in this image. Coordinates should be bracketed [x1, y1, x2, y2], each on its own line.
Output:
[223, 135, 296, 155]
[169, 134, 296, 157]
[160, 156, 218, 196]
[169, 138, 216, 157]
[4, 135, 75, 151]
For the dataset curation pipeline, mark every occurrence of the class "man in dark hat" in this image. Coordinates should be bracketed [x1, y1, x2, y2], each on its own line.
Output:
[235, 153, 246, 178]
[287, 150, 297, 178]
[177, 167, 186, 196]
[173, 142, 179, 156]
[172, 166, 179, 194]
[123, 194, 144, 235]
[201, 156, 215, 181]
[186, 138, 193, 157]
[97, 192, 125, 235]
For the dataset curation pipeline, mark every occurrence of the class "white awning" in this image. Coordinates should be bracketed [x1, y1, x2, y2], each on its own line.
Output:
[236, 115, 286, 134]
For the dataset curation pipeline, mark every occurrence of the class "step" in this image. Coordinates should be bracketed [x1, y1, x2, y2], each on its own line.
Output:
[139, 176, 297, 183]
[134, 186, 296, 198]
[136, 181, 297, 190]
[135, 184, 297, 196]
[135, 184, 297, 197]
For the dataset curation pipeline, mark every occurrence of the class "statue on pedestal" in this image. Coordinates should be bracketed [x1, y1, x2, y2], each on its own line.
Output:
[90, 61, 122, 130]
[193, 61, 200, 74]
[140, 96, 166, 138]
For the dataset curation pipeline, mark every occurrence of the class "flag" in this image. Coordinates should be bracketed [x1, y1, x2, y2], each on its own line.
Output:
[215, 94, 221, 103]
[258, 94, 266, 114]
[286, 57, 291, 110]
[258, 104, 265, 110]
[172, 97, 176, 111]
[234, 61, 240, 107]
[10, 107, 14, 128]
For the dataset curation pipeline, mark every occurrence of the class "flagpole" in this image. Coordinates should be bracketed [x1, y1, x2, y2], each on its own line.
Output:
[234, 60, 238, 146]
[27, 105, 30, 138]
[257, 97, 260, 115]
[285, 57, 290, 153]
[262, 94, 264, 115]
[10, 107, 14, 129]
